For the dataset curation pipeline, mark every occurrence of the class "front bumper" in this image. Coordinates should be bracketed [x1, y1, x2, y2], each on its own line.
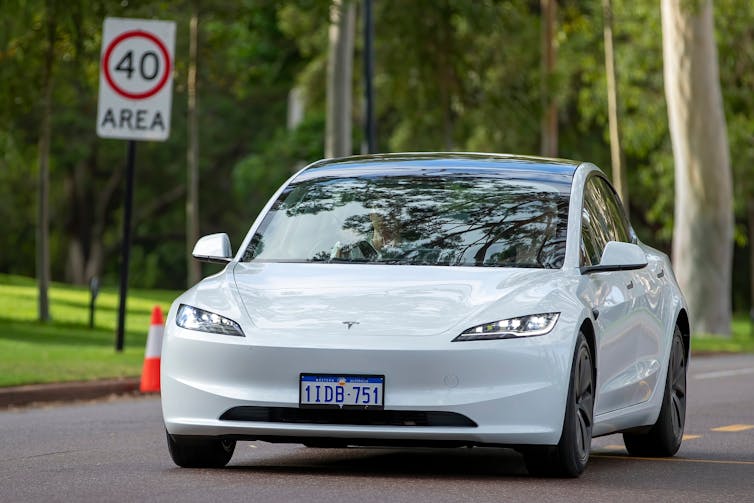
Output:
[161, 326, 574, 446]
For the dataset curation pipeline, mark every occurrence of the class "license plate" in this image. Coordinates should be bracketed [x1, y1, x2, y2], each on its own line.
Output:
[299, 374, 384, 409]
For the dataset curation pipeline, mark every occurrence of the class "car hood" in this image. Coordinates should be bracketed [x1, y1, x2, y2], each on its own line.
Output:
[232, 262, 563, 337]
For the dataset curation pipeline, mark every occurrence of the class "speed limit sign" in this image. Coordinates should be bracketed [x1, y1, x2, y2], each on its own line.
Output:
[97, 18, 176, 141]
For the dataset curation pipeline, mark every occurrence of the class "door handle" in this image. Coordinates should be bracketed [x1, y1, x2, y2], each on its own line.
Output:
[626, 280, 634, 290]
[657, 269, 665, 279]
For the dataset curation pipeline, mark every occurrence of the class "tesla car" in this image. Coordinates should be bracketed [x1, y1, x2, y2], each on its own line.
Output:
[162, 153, 689, 477]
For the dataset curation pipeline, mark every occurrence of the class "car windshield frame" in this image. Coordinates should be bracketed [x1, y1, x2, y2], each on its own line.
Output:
[242, 168, 571, 269]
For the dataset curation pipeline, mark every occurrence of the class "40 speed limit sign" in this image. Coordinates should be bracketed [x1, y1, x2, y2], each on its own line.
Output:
[97, 18, 176, 141]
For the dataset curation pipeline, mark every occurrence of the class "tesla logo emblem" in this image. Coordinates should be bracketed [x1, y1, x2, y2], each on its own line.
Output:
[342, 321, 360, 330]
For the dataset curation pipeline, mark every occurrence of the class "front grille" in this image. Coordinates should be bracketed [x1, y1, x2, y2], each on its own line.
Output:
[219, 406, 477, 427]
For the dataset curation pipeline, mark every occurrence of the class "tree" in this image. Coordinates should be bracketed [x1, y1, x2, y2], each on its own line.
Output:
[602, 0, 627, 210]
[325, 0, 355, 158]
[714, 0, 754, 312]
[662, 0, 733, 335]
[540, 0, 558, 158]
[186, 2, 201, 287]
[37, 0, 56, 322]
[375, 1, 541, 153]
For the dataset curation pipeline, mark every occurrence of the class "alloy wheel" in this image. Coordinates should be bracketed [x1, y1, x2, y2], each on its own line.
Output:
[669, 334, 687, 439]
[574, 345, 594, 462]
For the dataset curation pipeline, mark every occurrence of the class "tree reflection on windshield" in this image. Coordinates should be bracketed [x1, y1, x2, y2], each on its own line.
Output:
[243, 175, 569, 268]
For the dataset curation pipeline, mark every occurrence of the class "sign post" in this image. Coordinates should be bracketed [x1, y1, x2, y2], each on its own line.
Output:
[97, 17, 175, 351]
[115, 140, 136, 352]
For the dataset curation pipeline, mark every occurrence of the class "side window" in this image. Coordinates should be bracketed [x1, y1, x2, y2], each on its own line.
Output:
[580, 175, 635, 266]
[581, 209, 601, 266]
[581, 181, 608, 266]
[595, 177, 631, 243]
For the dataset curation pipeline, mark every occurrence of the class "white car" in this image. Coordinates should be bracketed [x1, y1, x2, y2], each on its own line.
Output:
[162, 153, 689, 477]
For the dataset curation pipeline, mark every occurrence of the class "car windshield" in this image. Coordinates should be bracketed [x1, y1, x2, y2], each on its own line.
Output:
[242, 173, 569, 268]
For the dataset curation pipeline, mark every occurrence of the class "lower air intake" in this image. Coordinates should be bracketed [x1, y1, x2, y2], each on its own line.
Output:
[219, 406, 477, 427]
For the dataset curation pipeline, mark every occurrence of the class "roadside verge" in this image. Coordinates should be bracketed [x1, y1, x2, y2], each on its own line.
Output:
[0, 378, 145, 409]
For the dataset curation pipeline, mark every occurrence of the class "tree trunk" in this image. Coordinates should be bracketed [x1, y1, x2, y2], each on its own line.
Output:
[64, 5, 108, 287]
[362, 0, 376, 154]
[37, 3, 55, 322]
[748, 198, 754, 336]
[540, 0, 558, 158]
[602, 0, 628, 211]
[325, 0, 355, 158]
[287, 87, 305, 130]
[662, 0, 733, 335]
[65, 165, 121, 285]
[186, 5, 201, 287]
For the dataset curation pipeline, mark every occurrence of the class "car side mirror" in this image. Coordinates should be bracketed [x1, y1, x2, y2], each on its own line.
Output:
[192, 233, 233, 263]
[581, 241, 647, 274]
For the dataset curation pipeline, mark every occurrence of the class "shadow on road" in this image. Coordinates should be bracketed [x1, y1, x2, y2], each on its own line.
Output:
[221, 446, 588, 478]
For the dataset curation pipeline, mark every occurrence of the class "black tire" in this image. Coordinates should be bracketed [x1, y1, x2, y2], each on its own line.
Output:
[166, 431, 235, 468]
[623, 325, 686, 457]
[523, 332, 594, 478]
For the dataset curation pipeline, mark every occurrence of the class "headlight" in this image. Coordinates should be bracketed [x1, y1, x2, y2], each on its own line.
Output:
[176, 304, 245, 337]
[453, 313, 559, 341]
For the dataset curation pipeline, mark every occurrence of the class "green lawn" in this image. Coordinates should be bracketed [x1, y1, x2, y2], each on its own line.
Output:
[1, 273, 753, 388]
[691, 316, 754, 354]
[0, 274, 179, 387]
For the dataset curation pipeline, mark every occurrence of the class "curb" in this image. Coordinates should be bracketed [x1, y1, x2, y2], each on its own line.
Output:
[0, 378, 147, 409]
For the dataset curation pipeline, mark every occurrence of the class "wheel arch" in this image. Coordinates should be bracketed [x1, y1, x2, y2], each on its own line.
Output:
[675, 308, 691, 361]
[579, 318, 597, 384]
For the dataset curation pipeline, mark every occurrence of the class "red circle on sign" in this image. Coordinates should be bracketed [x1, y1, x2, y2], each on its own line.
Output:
[102, 30, 171, 100]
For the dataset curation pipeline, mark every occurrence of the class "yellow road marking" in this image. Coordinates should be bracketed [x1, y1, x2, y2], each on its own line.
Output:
[597, 435, 700, 451]
[711, 424, 754, 433]
[592, 455, 754, 466]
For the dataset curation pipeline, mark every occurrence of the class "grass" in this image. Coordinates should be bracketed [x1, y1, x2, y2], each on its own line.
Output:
[1, 273, 753, 387]
[691, 316, 754, 354]
[0, 274, 179, 387]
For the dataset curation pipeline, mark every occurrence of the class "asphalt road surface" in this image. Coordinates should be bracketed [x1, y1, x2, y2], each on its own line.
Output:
[1, 354, 753, 503]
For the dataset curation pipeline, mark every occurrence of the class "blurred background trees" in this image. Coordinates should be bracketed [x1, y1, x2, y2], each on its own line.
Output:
[1, 0, 752, 335]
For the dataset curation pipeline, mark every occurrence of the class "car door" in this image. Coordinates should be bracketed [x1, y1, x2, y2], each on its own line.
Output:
[595, 178, 666, 409]
[579, 176, 651, 415]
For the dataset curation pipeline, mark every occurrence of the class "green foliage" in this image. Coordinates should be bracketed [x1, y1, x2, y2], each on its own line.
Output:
[0, 131, 36, 277]
[232, 112, 326, 216]
[374, 1, 541, 153]
[716, 0, 754, 204]
[0, 0, 308, 289]
[2, 0, 754, 307]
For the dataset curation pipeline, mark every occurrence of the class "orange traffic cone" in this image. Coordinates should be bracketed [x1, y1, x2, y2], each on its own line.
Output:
[140, 306, 164, 393]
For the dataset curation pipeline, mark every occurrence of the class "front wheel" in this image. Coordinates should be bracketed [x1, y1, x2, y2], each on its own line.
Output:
[166, 431, 235, 468]
[523, 332, 594, 477]
[623, 325, 686, 457]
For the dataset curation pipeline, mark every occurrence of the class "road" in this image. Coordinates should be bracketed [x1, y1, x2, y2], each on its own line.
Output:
[1, 354, 753, 502]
